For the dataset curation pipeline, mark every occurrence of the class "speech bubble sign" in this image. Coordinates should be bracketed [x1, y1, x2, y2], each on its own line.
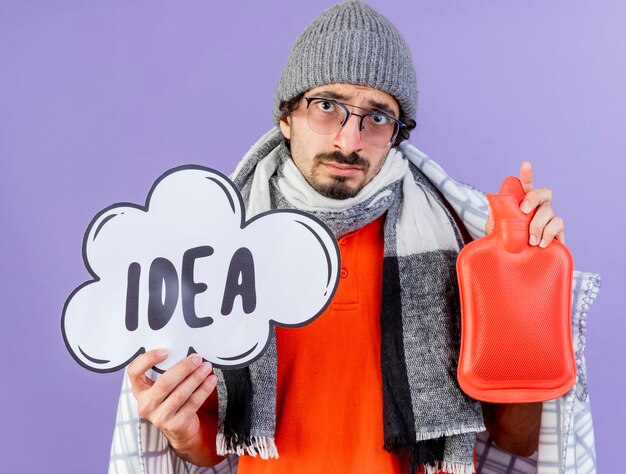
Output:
[62, 166, 340, 372]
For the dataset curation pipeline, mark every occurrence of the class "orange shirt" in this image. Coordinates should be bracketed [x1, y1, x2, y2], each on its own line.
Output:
[237, 216, 471, 473]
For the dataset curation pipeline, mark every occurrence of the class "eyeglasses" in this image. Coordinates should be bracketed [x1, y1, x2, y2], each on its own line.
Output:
[303, 97, 405, 149]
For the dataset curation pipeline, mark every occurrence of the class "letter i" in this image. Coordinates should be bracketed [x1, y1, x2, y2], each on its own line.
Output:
[125, 262, 141, 331]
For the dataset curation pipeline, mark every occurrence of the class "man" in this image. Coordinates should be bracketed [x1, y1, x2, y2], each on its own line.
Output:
[112, 1, 588, 473]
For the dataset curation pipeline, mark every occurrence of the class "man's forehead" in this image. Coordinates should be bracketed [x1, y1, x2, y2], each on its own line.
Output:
[306, 83, 400, 115]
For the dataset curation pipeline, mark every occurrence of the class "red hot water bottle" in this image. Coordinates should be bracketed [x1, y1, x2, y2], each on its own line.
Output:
[456, 176, 575, 403]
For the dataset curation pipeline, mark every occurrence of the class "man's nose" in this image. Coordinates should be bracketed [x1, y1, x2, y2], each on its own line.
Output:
[333, 114, 364, 154]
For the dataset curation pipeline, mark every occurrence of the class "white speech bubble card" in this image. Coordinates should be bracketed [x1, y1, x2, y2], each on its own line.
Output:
[62, 166, 341, 372]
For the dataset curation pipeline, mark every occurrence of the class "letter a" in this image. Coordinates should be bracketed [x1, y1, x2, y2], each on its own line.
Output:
[221, 247, 257, 316]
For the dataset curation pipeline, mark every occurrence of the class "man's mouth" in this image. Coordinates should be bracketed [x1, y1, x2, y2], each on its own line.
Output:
[321, 161, 362, 177]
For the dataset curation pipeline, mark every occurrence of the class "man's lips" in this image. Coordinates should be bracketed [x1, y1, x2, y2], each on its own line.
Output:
[321, 162, 363, 177]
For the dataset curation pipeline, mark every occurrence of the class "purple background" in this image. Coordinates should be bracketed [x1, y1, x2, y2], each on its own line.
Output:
[2, 1, 624, 472]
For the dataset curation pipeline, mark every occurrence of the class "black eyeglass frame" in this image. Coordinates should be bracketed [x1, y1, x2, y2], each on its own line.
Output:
[303, 97, 406, 148]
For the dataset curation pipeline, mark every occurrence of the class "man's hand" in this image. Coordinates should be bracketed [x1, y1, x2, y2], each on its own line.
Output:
[486, 161, 565, 247]
[127, 349, 222, 466]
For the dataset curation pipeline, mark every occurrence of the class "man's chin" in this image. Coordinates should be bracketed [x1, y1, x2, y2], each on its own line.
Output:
[313, 178, 361, 200]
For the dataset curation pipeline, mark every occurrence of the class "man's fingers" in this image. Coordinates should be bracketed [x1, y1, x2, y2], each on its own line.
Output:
[556, 227, 565, 244]
[127, 349, 169, 396]
[150, 354, 206, 406]
[538, 216, 565, 248]
[178, 374, 219, 419]
[520, 187, 552, 215]
[519, 161, 533, 194]
[528, 205, 554, 246]
[159, 362, 214, 415]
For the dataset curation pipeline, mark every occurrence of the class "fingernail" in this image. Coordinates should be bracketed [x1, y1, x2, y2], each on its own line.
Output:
[191, 355, 202, 366]
[539, 239, 548, 248]
[156, 349, 168, 358]
[200, 362, 212, 373]
[529, 234, 538, 246]
[208, 375, 218, 385]
[521, 201, 531, 213]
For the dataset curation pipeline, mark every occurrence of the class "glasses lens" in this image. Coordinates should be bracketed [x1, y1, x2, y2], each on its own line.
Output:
[305, 98, 400, 148]
[306, 99, 346, 135]
[361, 113, 399, 148]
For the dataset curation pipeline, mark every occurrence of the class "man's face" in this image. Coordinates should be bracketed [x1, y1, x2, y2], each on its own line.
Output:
[279, 83, 401, 200]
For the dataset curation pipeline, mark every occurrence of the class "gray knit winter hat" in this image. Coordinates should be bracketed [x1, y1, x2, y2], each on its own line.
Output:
[272, 0, 417, 124]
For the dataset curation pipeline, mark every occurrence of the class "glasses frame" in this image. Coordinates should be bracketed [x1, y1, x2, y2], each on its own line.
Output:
[303, 97, 405, 148]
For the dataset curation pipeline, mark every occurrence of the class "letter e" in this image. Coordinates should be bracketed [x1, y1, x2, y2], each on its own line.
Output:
[181, 246, 215, 328]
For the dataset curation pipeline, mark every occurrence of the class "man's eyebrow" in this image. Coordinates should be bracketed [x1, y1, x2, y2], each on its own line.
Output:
[365, 99, 397, 117]
[311, 90, 349, 101]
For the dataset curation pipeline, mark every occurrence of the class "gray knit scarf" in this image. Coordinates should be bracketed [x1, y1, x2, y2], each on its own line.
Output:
[214, 128, 484, 474]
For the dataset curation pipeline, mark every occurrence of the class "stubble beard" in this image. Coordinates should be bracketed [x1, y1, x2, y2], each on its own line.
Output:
[306, 150, 371, 200]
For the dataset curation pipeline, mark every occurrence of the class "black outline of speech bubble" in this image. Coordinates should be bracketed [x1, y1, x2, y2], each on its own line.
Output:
[61, 165, 341, 373]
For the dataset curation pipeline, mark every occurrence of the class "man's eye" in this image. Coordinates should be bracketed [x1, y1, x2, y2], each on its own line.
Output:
[316, 100, 336, 112]
[370, 113, 390, 125]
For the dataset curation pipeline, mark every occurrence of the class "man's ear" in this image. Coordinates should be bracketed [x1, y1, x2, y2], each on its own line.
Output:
[279, 116, 291, 140]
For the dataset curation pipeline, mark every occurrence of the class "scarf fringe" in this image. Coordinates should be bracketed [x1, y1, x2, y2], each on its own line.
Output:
[419, 461, 474, 474]
[437, 461, 475, 474]
[216, 433, 279, 459]
[412, 425, 486, 442]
